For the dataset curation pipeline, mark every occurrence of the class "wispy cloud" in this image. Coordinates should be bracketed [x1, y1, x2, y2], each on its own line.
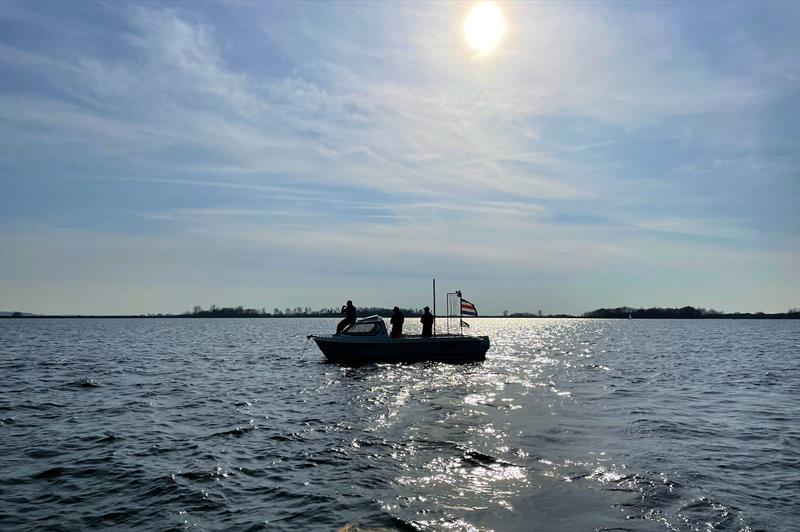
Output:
[636, 217, 755, 240]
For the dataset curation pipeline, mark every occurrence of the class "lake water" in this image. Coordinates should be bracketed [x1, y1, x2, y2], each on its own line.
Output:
[0, 318, 797, 531]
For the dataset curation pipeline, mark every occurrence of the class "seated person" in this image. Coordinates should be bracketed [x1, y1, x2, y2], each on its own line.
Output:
[336, 300, 357, 334]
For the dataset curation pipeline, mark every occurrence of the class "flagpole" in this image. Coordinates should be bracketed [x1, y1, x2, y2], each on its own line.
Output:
[458, 290, 463, 337]
[432, 278, 436, 337]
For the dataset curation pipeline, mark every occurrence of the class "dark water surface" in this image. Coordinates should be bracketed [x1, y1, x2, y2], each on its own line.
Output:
[1, 318, 797, 531]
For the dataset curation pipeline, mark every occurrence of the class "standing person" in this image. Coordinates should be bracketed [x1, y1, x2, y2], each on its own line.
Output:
[390, 306, 404, 338]
[420, 306, 434, 337]
[336, 300, 357, 334]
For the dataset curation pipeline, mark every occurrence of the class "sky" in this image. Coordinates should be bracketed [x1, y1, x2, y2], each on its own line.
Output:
[0, 1, 798, 315]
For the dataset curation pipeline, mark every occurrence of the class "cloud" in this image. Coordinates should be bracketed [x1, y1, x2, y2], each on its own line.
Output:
[635, 217, 754, 240]
[2, 4, 588, 199]
[498, 3, 778, 126]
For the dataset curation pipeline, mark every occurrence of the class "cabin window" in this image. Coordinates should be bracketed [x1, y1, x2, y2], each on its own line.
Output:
[343, 323, 380, 335]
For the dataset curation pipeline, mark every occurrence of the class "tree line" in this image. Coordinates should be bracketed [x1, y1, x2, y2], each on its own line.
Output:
[184, 305, 429, 318]
[582, 306, 800, 319]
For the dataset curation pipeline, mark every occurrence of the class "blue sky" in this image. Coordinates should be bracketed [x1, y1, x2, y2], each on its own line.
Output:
[1, 1, 798, 315]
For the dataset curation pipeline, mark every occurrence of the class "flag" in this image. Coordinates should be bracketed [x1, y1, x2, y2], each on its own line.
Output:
[461, 298, 478, 316]
[460, 319, 470, 328]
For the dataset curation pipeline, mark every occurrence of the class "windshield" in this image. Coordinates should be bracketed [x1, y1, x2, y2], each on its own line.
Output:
[343, 322, 380, 336]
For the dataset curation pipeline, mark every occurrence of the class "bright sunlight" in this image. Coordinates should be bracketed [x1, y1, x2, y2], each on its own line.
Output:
[463, 2, 506, 54]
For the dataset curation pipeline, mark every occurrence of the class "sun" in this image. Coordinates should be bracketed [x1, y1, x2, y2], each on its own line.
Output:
[463, 2, 506, 55]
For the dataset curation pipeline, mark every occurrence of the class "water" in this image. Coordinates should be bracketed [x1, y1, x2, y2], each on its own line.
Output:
[0, 318, 797, 531]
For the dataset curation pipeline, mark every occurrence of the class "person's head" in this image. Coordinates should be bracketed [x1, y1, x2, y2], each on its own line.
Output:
[393, 306, 399, 312]
[347, 300, 353, 306]
[424, 306, 430, 313]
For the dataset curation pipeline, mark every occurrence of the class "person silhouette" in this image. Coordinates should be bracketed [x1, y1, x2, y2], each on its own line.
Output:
[420, 306, 434, 337]
[336, 300, 357, 334]
[390, 306, 404, 338]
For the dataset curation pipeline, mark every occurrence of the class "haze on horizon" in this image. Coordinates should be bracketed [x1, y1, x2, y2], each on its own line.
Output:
[1, 1, 798, 316]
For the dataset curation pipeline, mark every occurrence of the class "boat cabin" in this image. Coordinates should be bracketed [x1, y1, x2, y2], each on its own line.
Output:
[341, 315, 388, 337]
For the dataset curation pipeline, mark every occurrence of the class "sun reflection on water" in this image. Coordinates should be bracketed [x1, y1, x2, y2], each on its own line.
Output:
[313, 317, 767, 530]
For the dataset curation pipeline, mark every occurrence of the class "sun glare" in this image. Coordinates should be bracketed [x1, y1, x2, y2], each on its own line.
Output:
[464, 2, 505, 55]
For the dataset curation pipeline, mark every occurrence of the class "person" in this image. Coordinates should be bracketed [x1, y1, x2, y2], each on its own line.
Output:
[390, 306, 404, 338]
[336, 300, 357, 334]
[420, 306, 434, 337]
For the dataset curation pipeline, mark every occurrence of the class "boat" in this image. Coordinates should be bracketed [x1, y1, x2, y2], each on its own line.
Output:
[308, 315, 490, 363]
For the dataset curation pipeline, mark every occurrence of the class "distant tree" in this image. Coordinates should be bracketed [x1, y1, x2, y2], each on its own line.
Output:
[538, 310, 543, 317]
[273, 308, 282, 316]
[503, 310, 508, 317]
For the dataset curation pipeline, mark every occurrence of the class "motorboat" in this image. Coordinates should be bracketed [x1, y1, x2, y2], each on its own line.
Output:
[308, 315, 490, 363]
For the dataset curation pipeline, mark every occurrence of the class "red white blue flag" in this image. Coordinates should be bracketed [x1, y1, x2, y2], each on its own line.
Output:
[461, 298, 478, 316]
